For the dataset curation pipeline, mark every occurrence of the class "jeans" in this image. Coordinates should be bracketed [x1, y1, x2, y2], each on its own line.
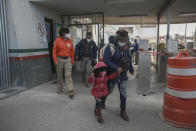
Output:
[102, 80, 127, 110]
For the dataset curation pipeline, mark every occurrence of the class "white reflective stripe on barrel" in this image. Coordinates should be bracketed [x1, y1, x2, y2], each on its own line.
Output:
[167, 67, 196, 76]
[165, 88, 196, 99]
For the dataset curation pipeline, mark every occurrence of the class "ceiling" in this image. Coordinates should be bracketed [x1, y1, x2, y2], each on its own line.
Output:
[30, 0, 196, 24]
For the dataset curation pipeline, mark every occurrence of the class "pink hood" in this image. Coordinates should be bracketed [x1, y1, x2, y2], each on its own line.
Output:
[94, 62, 107, 69]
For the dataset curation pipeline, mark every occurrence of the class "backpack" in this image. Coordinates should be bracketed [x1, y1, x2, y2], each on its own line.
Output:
[119, 54, 131, 73]
[99, 43, 115, 61]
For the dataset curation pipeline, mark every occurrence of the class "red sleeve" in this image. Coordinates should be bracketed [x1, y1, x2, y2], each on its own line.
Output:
[107, 73, 118, 80]
[53, 40, 58, 64]
[88, 75, 95, 83]
[70, 40, 74, 64]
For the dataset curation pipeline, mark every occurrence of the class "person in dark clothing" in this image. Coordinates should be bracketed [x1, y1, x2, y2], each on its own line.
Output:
[130, 42, 135, 63]
[102, 30, 134, 121]
[133, 39, 139, 65]
[75, 32, 98, 87]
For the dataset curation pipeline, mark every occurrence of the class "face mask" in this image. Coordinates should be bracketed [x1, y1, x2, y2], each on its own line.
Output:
[100, 71, 106, 77]
[65, 33, 71, 39]
[118, 42, 126, 47]
[87, 39, 91, 42]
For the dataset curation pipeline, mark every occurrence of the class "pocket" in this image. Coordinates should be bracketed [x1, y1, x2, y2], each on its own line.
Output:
[68, 60, 72, 70]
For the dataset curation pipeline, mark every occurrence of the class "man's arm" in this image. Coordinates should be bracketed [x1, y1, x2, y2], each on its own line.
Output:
[93, 42, 98, 59]
[71, 41, 74, 64]
[108, 72, 119, 80]
[75, 40, 82, 58]
[127, 51, 134, 73]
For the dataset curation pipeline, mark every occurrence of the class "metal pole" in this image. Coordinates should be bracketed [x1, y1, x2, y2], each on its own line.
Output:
[68, 16, 71, 25]
[0, 0, 3, 89]
[0, 0, 10, 89]
[166, 5, 171, 48]
[102, 13, 104, 42]
[0, 0, 6, 89]
[184, 23, 187, 49]
[98, 24, 100, 44]
[3, 0, 8, 89]
[61, 15, 64, 25]
[4, 0, 10, 88]
[156, 15, 160, 73]
[195, 27, 196, 48]
[82, 25, 84, 39]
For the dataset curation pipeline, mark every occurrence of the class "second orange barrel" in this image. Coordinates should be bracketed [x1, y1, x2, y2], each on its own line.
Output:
[162, 51, 196, 128]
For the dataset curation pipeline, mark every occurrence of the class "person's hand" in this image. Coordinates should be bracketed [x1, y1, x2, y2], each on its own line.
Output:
[117, 67, 123, 74]
[75, 56, 78, 61]
[130, 72, 134, 76]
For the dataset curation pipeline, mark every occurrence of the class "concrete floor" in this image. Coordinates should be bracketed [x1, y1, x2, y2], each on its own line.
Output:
[0, 67, 193, 131]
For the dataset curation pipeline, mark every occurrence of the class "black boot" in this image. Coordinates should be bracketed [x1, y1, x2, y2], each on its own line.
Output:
[97, 108, 104, 123]
[120, 110, 130, 121]
[69, 90, 74, 99]
[101, 97, 107, 109]
[102, 100, 106, 109]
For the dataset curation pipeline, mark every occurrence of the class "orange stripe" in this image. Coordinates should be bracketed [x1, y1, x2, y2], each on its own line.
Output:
[9, 54, 49, 61]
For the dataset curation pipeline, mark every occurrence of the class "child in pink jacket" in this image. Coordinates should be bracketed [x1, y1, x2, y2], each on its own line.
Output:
[88, 62, 120, 123]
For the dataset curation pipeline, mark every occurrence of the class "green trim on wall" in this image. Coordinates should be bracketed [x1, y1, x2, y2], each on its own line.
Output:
[9, 48, 49, 53]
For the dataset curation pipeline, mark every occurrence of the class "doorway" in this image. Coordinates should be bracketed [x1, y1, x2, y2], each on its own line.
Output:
[44, 17, 55, 73]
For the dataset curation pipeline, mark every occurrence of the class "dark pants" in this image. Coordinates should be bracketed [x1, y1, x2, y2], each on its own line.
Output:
[95, 97, 102, 108]
[102, 80, 127, 110]
[135, 51, 139, 65]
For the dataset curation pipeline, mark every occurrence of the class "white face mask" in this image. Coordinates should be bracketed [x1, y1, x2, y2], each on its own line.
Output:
[118, 42, 126, 47]
[87, 39, 91, 42]
[65, 33, 71, 39]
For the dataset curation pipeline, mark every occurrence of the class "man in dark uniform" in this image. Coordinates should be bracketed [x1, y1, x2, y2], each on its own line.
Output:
[75, 32, 97, 87]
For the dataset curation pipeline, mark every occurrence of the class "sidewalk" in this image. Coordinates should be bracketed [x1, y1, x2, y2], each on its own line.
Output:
[0, 68, 193, 131]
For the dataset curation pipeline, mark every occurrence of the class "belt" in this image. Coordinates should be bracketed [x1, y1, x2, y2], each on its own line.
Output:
[58, 56, 69, 59]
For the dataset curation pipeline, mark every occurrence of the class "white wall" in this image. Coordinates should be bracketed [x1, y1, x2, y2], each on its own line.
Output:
[6, 0, 18, 49]
[7, 0, 65, 56]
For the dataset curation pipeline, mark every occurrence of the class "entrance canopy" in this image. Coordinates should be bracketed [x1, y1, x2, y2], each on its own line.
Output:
[30, 0, 196, 24]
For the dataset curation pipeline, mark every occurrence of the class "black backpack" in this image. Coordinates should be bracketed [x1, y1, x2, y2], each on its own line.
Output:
[119, 51, 132, 73]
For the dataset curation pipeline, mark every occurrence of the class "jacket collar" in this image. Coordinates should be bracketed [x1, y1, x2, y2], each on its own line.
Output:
[60, 37, 70, 41]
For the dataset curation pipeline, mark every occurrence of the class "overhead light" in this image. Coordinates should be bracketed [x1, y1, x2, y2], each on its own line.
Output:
[105, 0, 144, 4]
[141, 24, 156, 27]
[119, 14, 148, 17]
[179, 12, 196, 17]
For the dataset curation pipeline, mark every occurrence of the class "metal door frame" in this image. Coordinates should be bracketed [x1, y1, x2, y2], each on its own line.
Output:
[0, 0, 10, 89]
[61, 12, 104, 43]
[44, 17, 56, 73]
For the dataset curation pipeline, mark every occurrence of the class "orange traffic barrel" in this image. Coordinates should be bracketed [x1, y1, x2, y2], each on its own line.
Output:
[162, 50, 196, 129]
